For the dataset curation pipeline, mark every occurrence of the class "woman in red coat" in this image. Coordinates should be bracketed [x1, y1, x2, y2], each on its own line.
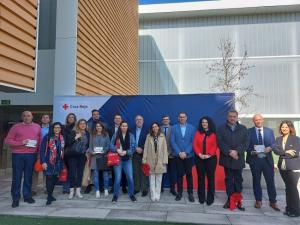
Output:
[193, 116, 218, 205]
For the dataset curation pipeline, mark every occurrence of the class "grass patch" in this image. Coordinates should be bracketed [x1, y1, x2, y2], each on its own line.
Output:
[0, 215, 196, 225]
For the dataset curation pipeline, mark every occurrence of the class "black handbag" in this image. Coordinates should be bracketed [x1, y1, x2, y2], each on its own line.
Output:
[96, 155, 111, 171]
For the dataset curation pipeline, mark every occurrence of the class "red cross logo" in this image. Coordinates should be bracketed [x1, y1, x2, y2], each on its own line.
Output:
[63, 103, 69, 110]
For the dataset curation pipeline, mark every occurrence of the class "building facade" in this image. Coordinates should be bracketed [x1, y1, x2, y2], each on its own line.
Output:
[139, 0, 300, 134]
[0, 0, 139, 170]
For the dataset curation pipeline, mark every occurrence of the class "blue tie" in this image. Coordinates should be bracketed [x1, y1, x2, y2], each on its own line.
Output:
[258, 129, 263, 145]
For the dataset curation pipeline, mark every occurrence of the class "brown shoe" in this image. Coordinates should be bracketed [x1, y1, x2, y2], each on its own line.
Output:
[254, 201, 262, 209]
[269, 202, 280, 211]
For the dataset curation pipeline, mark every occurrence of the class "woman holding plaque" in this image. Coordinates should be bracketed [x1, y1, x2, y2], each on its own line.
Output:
[87, 122, 110, 198]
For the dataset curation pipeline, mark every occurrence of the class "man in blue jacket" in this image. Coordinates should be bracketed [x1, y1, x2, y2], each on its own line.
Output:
[132, 115, 149, 196]
[247, 114, 280, 211]
[171, 112, 196, 202]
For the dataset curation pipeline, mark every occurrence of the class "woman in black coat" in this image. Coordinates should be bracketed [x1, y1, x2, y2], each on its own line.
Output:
[272, 120, 300, 217]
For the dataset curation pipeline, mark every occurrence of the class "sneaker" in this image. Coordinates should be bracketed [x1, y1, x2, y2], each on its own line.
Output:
[130, 195, 137, 202]
[68, 188, 75, 200]
[112, 196, 118, 203]
[104, 189, 109, 197]
[96, 191, 100, 199]
[76, 188, 83, 199]
[24, 197, 35, 204]
[12, 200, 19, 208]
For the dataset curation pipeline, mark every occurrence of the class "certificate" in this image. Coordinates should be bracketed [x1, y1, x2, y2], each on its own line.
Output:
[26, 140, 37, 148]
[254, 145, 265, 153]
[94, 147, 104, 154]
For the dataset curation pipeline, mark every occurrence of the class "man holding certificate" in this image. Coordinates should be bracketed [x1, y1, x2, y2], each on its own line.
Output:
[246, 114, 280, 211]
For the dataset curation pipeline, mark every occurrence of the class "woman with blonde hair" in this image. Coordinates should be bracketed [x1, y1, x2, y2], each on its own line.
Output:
[65, 119, 90, 199]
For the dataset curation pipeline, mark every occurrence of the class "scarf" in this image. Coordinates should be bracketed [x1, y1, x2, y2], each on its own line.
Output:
[48, 134, 64, 165]
[116, 132, 130, 150]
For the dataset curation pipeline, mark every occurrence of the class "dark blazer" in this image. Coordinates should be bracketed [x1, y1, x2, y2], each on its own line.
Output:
[170, 123, 196, 158]
[246, 127, 275, 166]
[160, 125, 173, 157]
[272, 135, 300, 170]
[108, 125, 119, 139]
[65, 130, 90, 156]
[132, 126, 148, 149]
[217, 122, 249, 169]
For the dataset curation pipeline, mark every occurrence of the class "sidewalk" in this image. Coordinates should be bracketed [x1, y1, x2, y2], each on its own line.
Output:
[0, 174, 299, 225]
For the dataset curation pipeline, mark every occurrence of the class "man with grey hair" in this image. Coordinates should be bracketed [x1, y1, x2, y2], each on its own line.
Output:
[247, 113, 279, 211]
[132, 115, 149, 196]
[5, 111, 41, 208]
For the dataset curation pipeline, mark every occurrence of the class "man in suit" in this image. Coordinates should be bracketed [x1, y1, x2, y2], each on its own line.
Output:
[171, 112, 196, 202]
[217, 110, 249, 211]
[109, 114, 127, 194]
[132, 115, 149, 196]
[160, 115, 177, 196]
[247, 114, 280, 211]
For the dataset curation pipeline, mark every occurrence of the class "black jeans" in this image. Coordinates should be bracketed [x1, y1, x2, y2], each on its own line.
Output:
[67, 154, 86, 188]
[176, 157, 194, 195]
[224, 167, 243, 197]
[280, 170, 300, 216]
[195, 156, 217, 200]
[46, 175, 58, 198]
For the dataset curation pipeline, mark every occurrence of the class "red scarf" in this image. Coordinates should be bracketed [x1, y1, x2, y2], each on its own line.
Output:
[47, 134, 64, 165]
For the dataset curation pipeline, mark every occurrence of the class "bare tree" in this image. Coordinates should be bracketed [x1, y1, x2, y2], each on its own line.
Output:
[207, 38, 256, 112]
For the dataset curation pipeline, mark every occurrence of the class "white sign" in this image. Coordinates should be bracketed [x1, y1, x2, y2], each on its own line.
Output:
[53, 96, 111, 123]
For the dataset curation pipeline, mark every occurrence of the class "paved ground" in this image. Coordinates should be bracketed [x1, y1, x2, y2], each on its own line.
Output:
[0, 174, 299, 225]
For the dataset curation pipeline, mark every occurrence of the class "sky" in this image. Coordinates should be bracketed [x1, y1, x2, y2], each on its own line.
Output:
[139, 0, 212, 5]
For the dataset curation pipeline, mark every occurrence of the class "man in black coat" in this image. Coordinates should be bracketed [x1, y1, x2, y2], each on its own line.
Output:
[217, 110, 250, 210]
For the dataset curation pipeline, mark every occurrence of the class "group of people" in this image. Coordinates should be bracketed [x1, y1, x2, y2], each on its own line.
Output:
[4, 109, 300, 218]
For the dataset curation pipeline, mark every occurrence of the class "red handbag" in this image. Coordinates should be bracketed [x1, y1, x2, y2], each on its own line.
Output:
[34, 159, 43, 172]
[142, 163, 150, 176]
[107, 152, 120, 166]
[59, 167, 68, 182]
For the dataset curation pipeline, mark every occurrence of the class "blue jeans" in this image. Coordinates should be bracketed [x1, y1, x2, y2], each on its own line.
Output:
[93, 169, 109, 191]
[113, 160, 134, 197]
[11, 153, 37, 201]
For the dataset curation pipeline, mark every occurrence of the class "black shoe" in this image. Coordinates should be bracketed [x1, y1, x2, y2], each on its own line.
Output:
[46, 199, 52, 206]
[134, 190, 140, 195]
[237, 203, 245, 211]
[24, 197, 35, 204]
[109, 188, 114, 194]
[206, 194, 214, 206]
[12, 201, 19, 208]
[112, 196, 118, 203]
[62, 190, 70, 194]
[170, 189, 177, 196]
[198, 194, 205, 204]
[31, 191, 37, 196]
[130, 195, 137, 202]
[141, 191, 148, 197]
[122, 186, 128, 194]
[223, 199, 230, 209]
[188, 194, 195, 202]
[49, 196, 56, 202]
[283, 211, 290, 216]
[84, 184, 92, 194]
[175, 194, 182, 201]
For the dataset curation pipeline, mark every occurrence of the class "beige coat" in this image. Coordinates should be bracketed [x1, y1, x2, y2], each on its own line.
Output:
[142, 133, 168, 174]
